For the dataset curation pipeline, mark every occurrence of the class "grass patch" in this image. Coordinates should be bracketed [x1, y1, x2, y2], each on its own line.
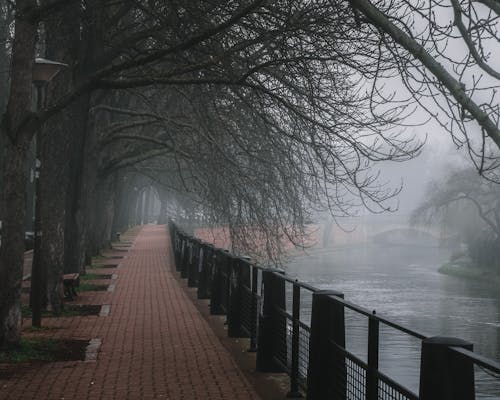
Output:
[0, 338, 88, 366]
[81, 273, 112, 281]
[24, 326, 60, 333]
[66, 304, 102, 316]
[94, 254, 124, 260]
[111, 246, 129, 251]
[85, 264, 120, 270]
[87, 263, 117, 269]
[77, 282, 108, 292]
[0, 338, 59, 363]
[22, 304, 102, 318]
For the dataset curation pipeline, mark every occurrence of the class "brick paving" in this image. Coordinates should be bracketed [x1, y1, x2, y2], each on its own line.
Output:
[1, 225, 261, 400]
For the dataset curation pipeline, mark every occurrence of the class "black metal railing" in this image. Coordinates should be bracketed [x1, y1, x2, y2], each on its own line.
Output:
[168, 222, 500, 400]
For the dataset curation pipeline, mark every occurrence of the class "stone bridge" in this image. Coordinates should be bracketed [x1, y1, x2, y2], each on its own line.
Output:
[321, 215, 451, 247]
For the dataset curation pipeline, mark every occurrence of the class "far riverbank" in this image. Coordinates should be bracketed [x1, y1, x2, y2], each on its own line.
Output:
[439, 261, 500, 287]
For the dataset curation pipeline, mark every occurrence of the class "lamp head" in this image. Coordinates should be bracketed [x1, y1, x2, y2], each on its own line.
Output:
[32, 57, 68, 85]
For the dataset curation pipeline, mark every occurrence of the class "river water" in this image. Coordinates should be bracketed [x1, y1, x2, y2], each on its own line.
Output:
[287, 243, 500, 398]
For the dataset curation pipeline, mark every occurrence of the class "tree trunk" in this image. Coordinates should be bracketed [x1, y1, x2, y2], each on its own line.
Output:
[135, 190, 144, 226]
[157, 187, 168, 224]
[124, 183, 136, 229]
[495, 237, 500, 273]
[103, 178, 117, 249]
[64, 94, 91, 274]
[0, 0, 37, 347]
[77, 1, 106, 269]
[322, 219, 334, 248]
[39, 109, 73, 313]
[111, 174, 129, 236]
[37, 1, 81, 313]
[0, 4, 14, 196]
[144, 186, 152, 224]
[83, 133, 99, 262]
[92, 175, 117, 251]
[0, 140, 28, 346]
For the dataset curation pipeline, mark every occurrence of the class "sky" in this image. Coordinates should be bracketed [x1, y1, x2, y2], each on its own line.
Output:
[377, 118, 467, 215]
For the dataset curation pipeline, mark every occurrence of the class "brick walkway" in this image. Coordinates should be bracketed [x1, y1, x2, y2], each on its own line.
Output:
[1, 225, 261, 400]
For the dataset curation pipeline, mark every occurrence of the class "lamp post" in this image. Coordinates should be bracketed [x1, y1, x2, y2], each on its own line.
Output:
[30, 57, 67, 327]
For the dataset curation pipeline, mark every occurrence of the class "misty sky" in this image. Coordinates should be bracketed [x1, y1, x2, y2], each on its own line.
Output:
[379, 118, 466, 214]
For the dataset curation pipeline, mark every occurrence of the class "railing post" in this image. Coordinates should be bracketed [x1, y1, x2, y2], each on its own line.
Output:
[221, 251, 231, 314]
[240, 259, 251, 338]
[306, 290, 346, 400]
[198, 245, 212, 299]
[210, 249, 225, 315]
[248, 265, 259, 352]
[287, 282, 302, 398]
[177, 237, 184, 272]
[256, 268, 286, 373]
[366, 312, 379, 400]
[172, 230, 179, 266]
[176, 236, 185, 272]
[419, 337, 475, 400]
[228, 258, 242, 337]
[188, 240, 199, 287]
[181, 239, 190, 279]
[174, 233, 179, 265]
[228, 258, 251, 338]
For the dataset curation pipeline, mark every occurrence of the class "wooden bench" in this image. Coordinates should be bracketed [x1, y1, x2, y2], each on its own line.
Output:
[63, 273, 80, 300]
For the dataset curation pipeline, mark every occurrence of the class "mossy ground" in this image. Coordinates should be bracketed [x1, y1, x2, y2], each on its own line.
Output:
[0, 338, 87, 364]
[80, 273, 112, 280]
[86, 263, 117, 269]
[21, 304, 102, 318]
[77, 282, 108, 292]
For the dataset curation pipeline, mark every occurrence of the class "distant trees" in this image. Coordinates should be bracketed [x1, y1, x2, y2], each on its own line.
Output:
[413, 167, 500, 272]
[95, 80, 417, 261]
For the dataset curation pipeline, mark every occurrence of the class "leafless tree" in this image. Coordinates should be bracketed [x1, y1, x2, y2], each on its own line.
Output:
[413, 166, 500, 271]
[348, 0, 500, 176]
[95, 77, 419, 262]
[1, 0, 499, 346]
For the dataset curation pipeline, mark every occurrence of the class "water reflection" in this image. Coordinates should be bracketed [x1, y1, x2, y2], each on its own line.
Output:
[287, 243, 500, 398]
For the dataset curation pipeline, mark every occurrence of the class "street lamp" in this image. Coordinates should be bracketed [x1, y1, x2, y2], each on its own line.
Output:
[33, 58, 68, 84]
[30, 57, 67, 328]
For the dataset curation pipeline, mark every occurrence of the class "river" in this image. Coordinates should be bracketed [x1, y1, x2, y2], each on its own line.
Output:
[287, 243, 500, 398]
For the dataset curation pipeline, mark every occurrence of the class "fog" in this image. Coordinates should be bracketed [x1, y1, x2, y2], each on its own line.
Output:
[287, 128, 500, 396]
